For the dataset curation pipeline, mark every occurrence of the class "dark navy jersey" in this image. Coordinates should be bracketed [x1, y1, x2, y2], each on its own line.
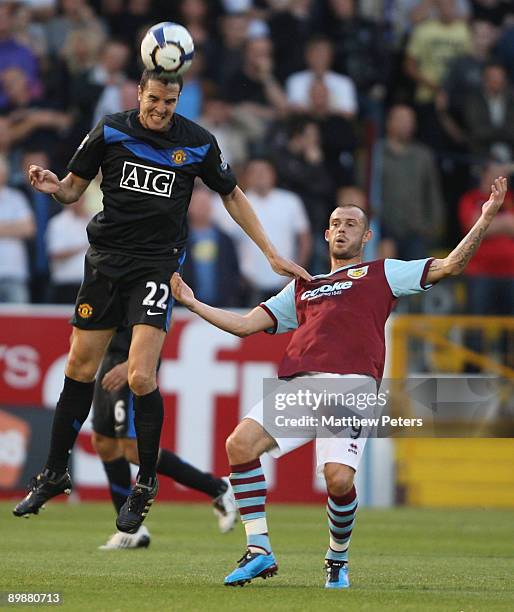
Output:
[68, 109, 237, 260]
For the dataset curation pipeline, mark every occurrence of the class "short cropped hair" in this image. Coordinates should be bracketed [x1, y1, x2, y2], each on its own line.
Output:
[139, 69, 183, 92]
[333, 204, 370, 229]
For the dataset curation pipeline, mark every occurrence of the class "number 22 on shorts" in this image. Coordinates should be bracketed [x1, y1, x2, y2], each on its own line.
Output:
[143, 281, 170, 315]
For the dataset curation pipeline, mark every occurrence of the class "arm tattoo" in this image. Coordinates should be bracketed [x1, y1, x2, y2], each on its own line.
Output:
[429, 259, 443, 274]
[447, 224, 487, 274]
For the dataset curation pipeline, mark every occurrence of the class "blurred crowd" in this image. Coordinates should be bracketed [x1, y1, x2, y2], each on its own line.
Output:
[1, 0, 514, 314]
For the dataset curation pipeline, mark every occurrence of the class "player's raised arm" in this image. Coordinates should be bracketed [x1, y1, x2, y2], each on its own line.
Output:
[220, 186, 312, 282]
[28, 165, 90, 205]
[171, 272, 273, 337]
[426, 176, 508, 284]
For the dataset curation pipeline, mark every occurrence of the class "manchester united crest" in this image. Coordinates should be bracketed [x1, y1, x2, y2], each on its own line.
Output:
[77, 303, 93, 318]
[171, 149, 187, 165]
[347, 266, 369, 279]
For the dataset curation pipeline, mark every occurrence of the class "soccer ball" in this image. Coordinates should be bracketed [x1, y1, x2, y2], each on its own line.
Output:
[140, 22, 194, 76]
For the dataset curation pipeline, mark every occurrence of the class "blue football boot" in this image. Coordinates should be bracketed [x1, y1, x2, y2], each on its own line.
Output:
[224, 550, 278, 587]
[324, 560, 350, 589]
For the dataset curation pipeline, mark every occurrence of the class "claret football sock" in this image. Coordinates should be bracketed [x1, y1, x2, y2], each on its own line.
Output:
[45, 376, 95, 473]
[103, 457, 132, 513]
[229, 459, 271, 554]
[326, 485, 358, 563]
[134, 388, 164, 482]
[156, 449, 226, 498]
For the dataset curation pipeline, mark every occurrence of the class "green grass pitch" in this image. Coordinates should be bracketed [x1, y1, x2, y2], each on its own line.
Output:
[1, 502, 513, 611]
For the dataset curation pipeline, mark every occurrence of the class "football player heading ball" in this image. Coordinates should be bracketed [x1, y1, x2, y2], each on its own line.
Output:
[14, 64, 311, 533]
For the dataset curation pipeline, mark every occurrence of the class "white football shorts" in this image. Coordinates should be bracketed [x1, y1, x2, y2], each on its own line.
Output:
[244, 373, 376, 474]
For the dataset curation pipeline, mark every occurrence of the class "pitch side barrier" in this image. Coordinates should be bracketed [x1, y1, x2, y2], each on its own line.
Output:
[390, 315, 514, 508]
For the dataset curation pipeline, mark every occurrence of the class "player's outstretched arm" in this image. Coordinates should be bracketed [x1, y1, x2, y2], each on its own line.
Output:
[171, 273, 273, 337]
[426, 176, 508, 284]
[221, 186, 312, 282]
[28, 165, 90, 204]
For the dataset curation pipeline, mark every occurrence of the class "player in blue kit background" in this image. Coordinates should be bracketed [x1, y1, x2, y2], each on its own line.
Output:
[171, 177, 507, 588]
[13, 69, 310, 533]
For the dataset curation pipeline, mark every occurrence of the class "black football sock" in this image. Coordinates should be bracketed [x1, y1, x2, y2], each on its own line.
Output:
[156, 449, 227, 498]
[134, 388, 163, 484]
[102, 457, 132, 514]
[45, 376, 95, 473]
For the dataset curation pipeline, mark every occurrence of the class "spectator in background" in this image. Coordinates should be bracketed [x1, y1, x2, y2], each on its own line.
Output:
[272, 116, 335, 244]
[458, 161, 514, 315]
[198, 97, 250, 171]
[470, 0, 513, 26]
[225, 36, 289, 150]
[405, 0, 472, 105]
[44, 0, 106, 56]
[0, 3, 41, 110]
[0, 155, 35, 303]
[391, 0, 471, 44]
[182, 188, 241, 307]
[458, 160, 514, 368]
[61, 27, 104, 77]
[44, 27, 105, 112]
[214, 158, 311, 304]
[1, 68, 72, 176]
[11, 2, 49, 62]
[204, 12, 248, 89]
[496, 23, 514, 83]
[93, 79, 138, 127]
[307, 78, 357, 187]
[405, 0, 471, 145]
[19, 149, 62, 303]
[285, 35, 357, 119]
[322, 0, 390, 121]
[0, 117, 12, 158]
[463, 62, 514, 162]
[108, 0, 155, 47]
[268, 0, 315, 83]
[46, 194, 91, 304]
[443, 20, 499, 120]
[71, 40, 130, 131]
[175, 0, 217, 48]
[371, 105, 444, 260]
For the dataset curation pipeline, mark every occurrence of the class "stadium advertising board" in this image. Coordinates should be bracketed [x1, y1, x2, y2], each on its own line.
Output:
[0, 306, 393, 505]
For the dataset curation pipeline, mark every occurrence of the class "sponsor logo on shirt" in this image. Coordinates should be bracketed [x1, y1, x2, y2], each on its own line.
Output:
[347, 266, 369, 279]
[171, 149, 187, 165]
[300, 281, 353, 301]
[120, 161, 175, 197]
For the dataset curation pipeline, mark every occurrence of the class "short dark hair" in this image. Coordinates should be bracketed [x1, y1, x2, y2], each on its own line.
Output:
[139, 69, 183, 92]
[285, 114, 314, 139]
[306, 34, 333, 49]
[333, 204, 370, 229]
[245, 156, 274, 168]
[483, 61, 506, 74]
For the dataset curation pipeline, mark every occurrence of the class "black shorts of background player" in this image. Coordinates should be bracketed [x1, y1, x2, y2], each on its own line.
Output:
[92, 328, 236, 549]
[14, 69, 311, 532]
